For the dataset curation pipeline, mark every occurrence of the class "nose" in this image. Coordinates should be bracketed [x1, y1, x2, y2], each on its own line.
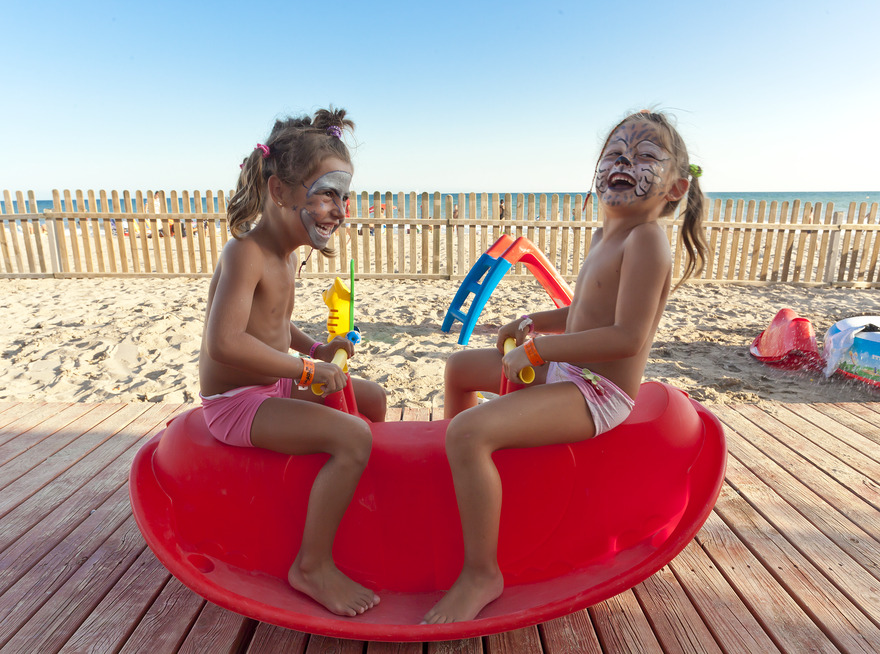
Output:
[615, 154, 632, 166]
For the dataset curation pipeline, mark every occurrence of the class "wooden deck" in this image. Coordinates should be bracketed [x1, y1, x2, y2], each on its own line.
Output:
[0, 400, 879, 653]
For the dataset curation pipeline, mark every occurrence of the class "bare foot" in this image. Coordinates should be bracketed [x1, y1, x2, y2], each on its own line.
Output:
[288, 556, 380, 617]
[422, 568, 504, 624]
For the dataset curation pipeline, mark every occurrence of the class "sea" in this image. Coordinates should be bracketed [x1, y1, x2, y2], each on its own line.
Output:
[1, 191, 877, 219]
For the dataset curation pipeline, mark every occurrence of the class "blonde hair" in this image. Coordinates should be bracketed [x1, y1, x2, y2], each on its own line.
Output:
[593, 111, 708, 287]
[227, 108, 354, 256]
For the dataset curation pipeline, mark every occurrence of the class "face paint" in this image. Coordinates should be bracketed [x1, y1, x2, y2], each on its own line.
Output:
[595, 122, 672, 208]
[299, 170, 352, 248]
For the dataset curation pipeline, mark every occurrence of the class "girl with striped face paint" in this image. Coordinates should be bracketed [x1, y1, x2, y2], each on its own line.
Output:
[428, 111, 708, 625]
[199, 108, 386, 618]
[300, 169, 351, 249]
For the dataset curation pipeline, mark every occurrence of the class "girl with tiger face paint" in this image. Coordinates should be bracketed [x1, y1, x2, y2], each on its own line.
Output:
[427, 111, 708, 626]
[595, 120, 674, 209]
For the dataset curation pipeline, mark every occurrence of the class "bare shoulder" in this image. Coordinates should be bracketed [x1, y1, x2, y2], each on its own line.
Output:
[624, 222, 671, 257]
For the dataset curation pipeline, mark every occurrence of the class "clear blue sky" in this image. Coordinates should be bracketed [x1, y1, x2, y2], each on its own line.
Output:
[2, 0, 878, 197]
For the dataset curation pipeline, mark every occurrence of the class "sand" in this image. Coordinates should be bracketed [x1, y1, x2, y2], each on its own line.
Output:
[2, 277, 879, 408]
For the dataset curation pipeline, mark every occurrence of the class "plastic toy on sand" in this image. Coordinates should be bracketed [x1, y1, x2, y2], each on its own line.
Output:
[749, 308, 824, 370]
[823, 316, 880, 388]
[129, 278, 727, 642]
[442, 235, 573, 345]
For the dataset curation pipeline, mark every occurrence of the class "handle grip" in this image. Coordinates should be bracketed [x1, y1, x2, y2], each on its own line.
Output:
[504, 338, 535, 384]
[311, 349, 349, 395]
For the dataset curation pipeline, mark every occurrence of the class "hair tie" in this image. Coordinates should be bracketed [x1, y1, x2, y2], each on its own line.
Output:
[255, 143, 271, 159]
[326, 125, 342, 139]
[688, 164, 703, 178]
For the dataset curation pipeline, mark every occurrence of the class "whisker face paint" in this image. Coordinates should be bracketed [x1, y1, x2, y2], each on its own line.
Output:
[595, 122, 672, 208]
[299, 170, 352, 249]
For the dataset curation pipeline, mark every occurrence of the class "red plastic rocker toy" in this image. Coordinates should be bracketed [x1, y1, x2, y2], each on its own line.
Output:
[129, 372, 726, 641]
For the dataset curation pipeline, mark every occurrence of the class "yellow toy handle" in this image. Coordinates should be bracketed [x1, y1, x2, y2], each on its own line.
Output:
[504, 338, 535, 384]
[311, 348, 349, 395]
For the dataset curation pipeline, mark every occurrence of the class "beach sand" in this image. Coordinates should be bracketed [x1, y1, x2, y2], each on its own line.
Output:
[2, 277, 879, 408]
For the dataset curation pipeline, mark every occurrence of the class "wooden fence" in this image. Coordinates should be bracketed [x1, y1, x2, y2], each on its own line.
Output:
[2, 189, 879, 286]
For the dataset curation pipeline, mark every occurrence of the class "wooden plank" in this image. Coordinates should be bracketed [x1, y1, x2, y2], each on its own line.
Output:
[0, 401, 72, 449]
[486, 624, 543, 653]
[632, 567, 723, 653]
[718, 406, 880, 544]
[747, 403, 880, 481]
[668, 539, 781, 652]
[0, 476, 139, 598]
[0, 405, 178, 591]
[118, 576, 206, 653]
[589, 589, 662, 652]
[0, 515, 147, 652]
[780, 200, 801, 282]
[0, 402, 126, 495]
[539, 610, 602, 654]
[0, 403, 145, 511]
[57, 546, 172, 653]
[712, 469, 880, 651]
[0, 401, 49, 433]
[305, 635, 362, 653]
[428, 637, 483, 653]
[864, 202, 880, 282]
[695, 510, 839, 652]
[0, 402, 100, 463]
[366, 640, 422, 653]
[719, 448, 880, 607]
[177, 601, 253, 654]
[715, 407, 880, 580]
[246, 621, 308, 653]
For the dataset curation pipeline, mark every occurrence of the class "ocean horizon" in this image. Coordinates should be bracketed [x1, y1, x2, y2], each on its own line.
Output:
[1, 191, 877, 218]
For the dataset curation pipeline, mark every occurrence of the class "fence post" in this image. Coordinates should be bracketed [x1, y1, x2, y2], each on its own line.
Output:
[824, 211, 844, 284]
[44, 211, 61, 276]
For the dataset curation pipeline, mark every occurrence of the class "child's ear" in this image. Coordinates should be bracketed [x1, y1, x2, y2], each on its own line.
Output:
[267, 175, 286, 206]
[666, 178, 689, 202]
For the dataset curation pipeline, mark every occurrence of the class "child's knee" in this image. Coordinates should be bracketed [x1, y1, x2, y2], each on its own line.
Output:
[332, 416, 372, 468]
[445, 413, 485, 462]
[445, 350, 471, 386]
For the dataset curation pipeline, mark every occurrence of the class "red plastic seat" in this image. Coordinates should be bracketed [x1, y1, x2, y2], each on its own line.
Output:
[129, 381, 725, 641]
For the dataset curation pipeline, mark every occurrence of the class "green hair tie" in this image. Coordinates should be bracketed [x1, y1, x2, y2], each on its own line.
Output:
[688, 164, 703, 178]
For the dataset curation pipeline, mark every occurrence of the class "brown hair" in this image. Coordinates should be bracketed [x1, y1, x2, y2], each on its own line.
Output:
[592, 111, 708, 288]
[227, 107, 354, 256]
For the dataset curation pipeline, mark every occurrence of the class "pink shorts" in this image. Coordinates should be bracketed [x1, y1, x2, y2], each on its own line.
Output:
[200, 378, 294, 447]
[546, 362, 635, 436]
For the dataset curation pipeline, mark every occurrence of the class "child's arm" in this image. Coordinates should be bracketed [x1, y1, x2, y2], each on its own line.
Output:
[505, 226, 670, 373]
[495, 307, 569, 352]
[289, 322, 355, 362]
[205, 241, 345, 389]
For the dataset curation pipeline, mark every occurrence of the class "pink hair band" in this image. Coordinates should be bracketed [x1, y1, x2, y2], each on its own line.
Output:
[255, 143, 271, 158]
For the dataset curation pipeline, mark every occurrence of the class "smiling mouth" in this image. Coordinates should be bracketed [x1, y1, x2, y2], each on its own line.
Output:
[314, 223, 337, 238]
[608, 172, 636, 190]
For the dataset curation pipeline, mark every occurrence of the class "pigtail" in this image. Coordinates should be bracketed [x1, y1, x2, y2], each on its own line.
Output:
[674, 173, 708, 289]
[227, 150, 266, 238]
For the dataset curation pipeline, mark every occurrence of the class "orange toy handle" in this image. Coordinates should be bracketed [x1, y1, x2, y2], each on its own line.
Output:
[311, 349, 349, 395]
[504, 338, 535, 384]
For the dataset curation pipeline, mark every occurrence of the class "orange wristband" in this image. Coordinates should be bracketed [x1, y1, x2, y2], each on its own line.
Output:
[524, 338, 545, 366]
[299, 358, 315, 387]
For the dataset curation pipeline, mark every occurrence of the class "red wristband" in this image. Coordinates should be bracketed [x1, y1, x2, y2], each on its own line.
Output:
[524, 338, 545, 366]
[299, 358, 315, 387]
[309, 341, 321, 358]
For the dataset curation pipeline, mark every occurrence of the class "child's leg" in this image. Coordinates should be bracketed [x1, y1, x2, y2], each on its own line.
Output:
[351, 377, 387, 422]
[444, 348, 504, 419]
[423, 382, 595, 624]
[250, 398, 379, 617]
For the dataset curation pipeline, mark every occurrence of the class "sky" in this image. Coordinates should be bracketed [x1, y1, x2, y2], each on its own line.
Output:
[2, 0, 879, 197]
